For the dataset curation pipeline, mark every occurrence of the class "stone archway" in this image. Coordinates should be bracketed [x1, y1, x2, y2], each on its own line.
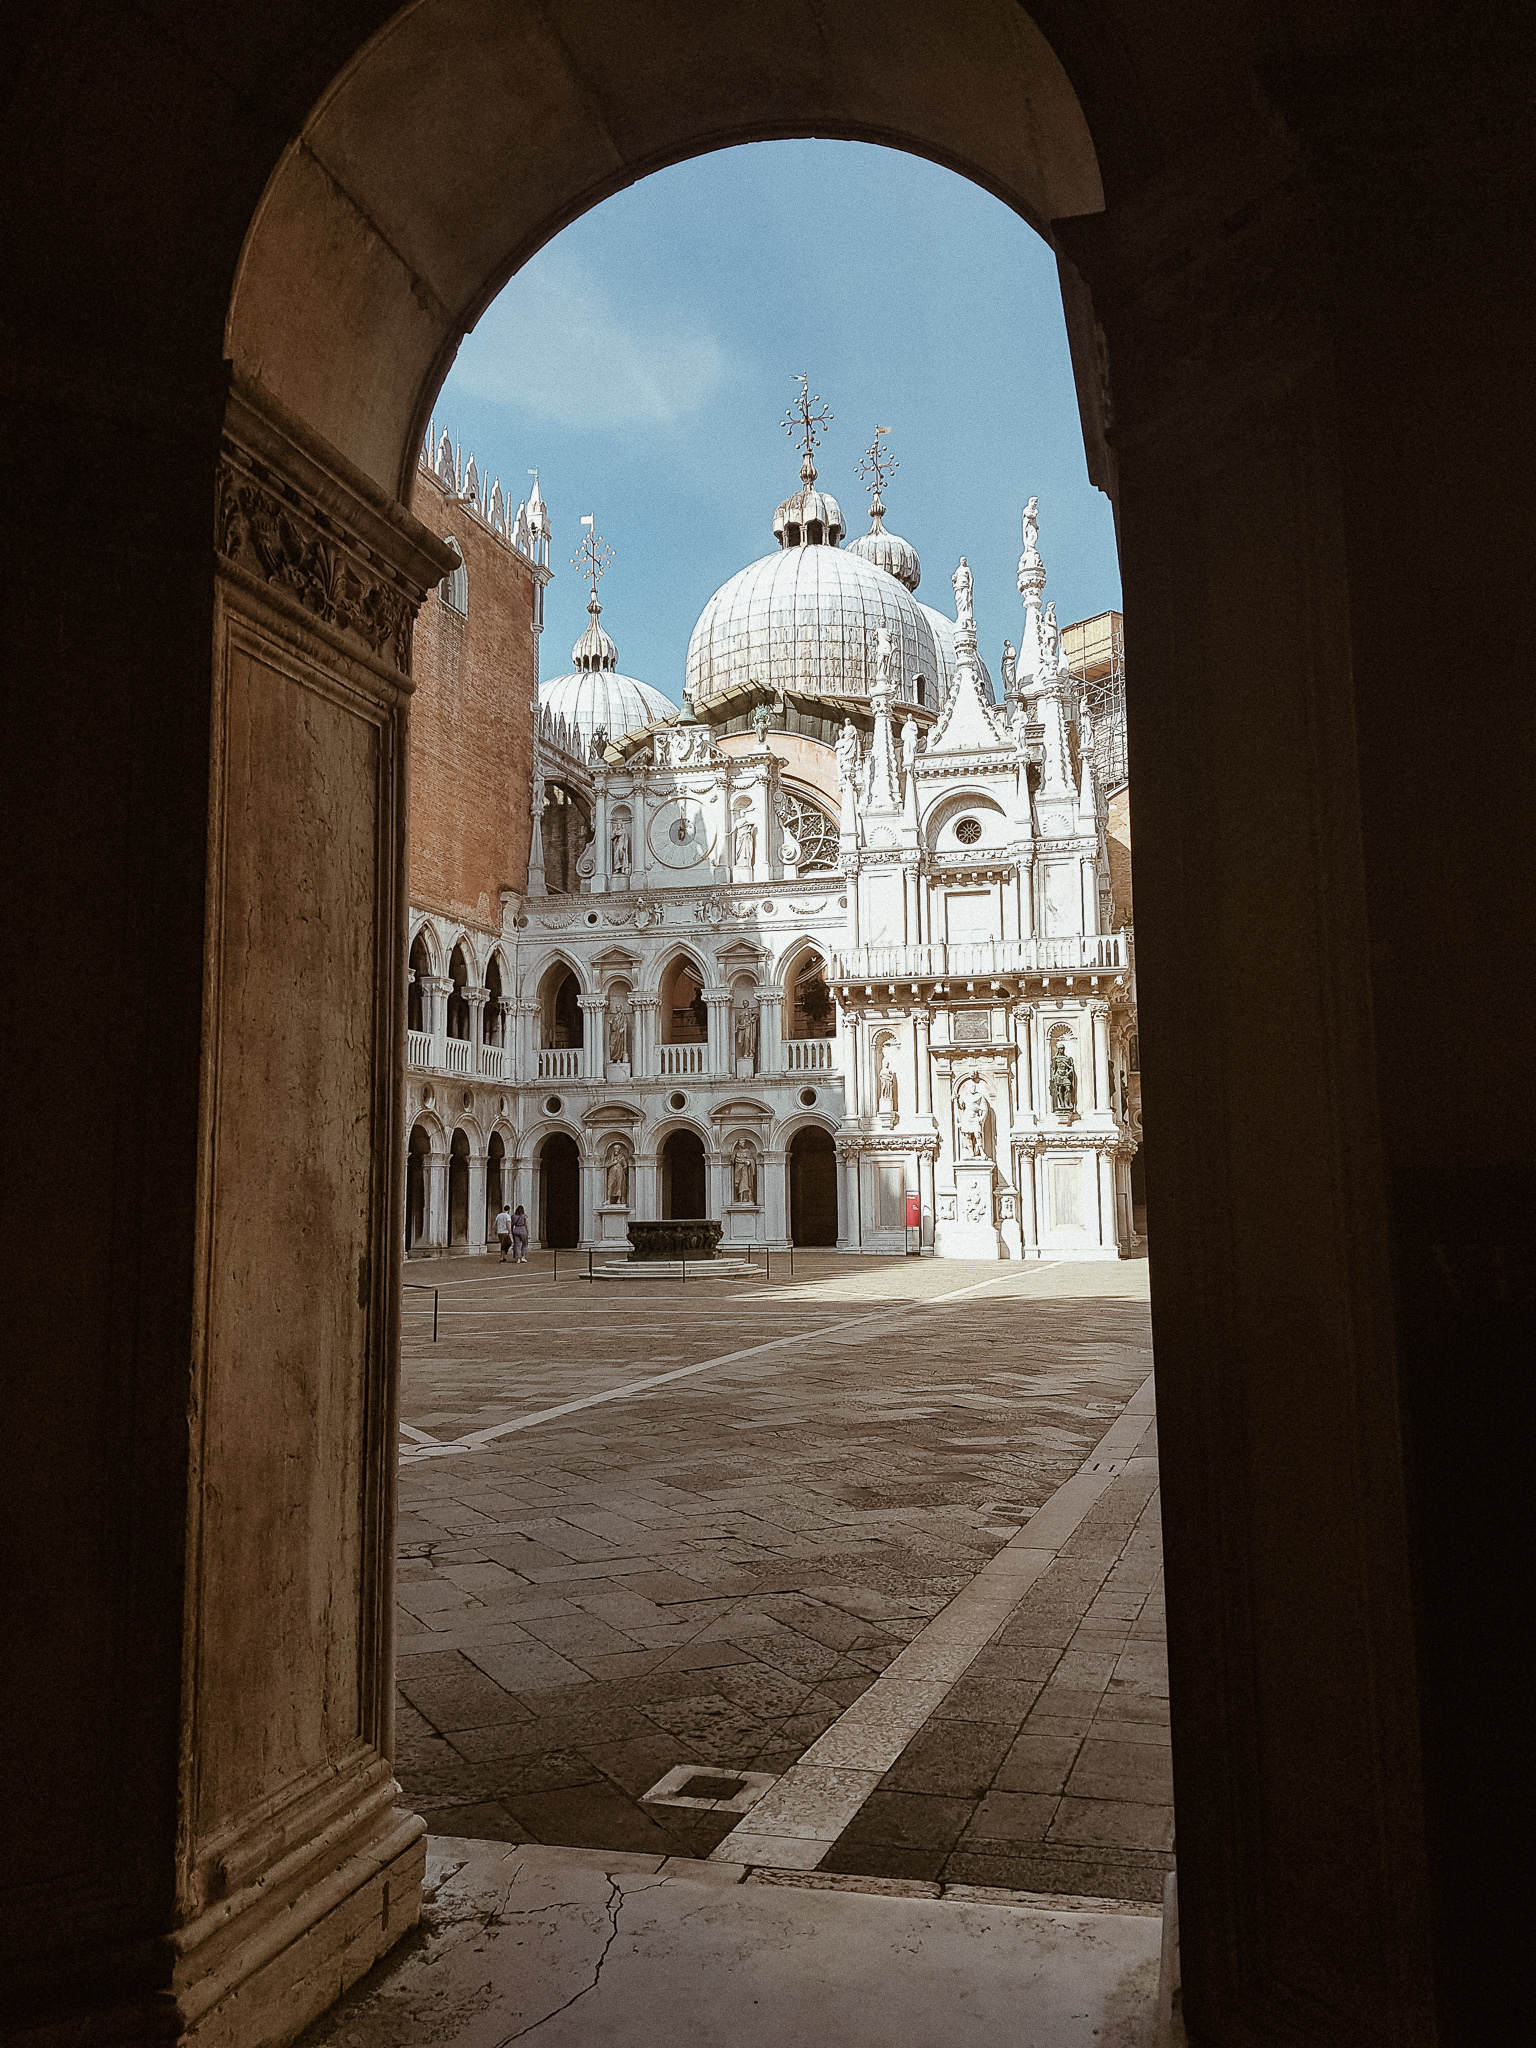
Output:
[10, 5, 1528, 2043]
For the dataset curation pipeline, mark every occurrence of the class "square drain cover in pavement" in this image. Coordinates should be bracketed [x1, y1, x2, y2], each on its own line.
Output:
[641, 1766, 778, 1814]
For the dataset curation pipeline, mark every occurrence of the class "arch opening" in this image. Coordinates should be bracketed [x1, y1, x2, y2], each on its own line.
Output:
[661, 1128, 707, 1220]
[789, 1125, 838, 1246]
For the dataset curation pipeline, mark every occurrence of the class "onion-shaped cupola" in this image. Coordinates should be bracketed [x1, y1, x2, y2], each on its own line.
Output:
[772, 374, 845, 548]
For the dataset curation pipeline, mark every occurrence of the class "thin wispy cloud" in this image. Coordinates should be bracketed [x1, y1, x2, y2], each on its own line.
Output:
[453, 247, 735, 432]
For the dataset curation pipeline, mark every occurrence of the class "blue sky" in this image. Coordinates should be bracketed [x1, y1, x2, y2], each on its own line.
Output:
[434, 141, 1120, 704]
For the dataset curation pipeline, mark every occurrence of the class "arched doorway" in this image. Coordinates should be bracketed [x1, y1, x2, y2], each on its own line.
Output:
[661, 1128, 707, 1219]
[405, 1122, 432, 1248]
[789, 1125, 838, 1246]
[485, 1131, 505, 1240]
[447, 1128, 470, 1245]
[540, 1132, 580, 1248]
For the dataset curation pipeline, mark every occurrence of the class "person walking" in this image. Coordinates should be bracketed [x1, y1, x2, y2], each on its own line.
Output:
[510, 1204, 530, 1265]
[494, 1200, 513, 1261]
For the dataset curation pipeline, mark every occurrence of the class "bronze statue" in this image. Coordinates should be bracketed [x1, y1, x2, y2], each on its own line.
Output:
[1050, 1041, 1078, 1115]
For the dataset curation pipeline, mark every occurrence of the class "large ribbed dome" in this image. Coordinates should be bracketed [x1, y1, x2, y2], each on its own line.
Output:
[686, 545, 944, 705]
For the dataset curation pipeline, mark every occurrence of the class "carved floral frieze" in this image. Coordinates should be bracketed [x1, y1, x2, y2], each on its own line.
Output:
[217, 450, 422, 670]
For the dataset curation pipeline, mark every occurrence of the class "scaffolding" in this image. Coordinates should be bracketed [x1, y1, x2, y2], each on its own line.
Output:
[1063, 609, 1127, 795]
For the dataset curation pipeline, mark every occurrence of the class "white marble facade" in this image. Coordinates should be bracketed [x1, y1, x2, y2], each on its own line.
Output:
[405, 454, 1139, 1259]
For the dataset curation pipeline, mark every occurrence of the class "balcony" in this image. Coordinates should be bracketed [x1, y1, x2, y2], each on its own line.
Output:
[537, 1047, 582, 1080]
[784, 1037, 836, 1071]
[659, 1042, 707, 1075]
[443, 1035, 473, 1077]
[830, 934, 1127, 983]
[406, 1029, 432, 1070]
[478, 1043, 510, 1080]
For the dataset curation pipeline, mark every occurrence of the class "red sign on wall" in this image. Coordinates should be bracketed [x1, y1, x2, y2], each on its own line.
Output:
[906, 1193, 921, 1229]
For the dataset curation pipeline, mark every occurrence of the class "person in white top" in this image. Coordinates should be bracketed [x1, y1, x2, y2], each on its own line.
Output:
[494, 1204, 513, 1261]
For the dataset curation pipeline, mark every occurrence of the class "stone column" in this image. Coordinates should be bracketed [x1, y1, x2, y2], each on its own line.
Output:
[1081, 855, 1099, 935]
[513, 999, 538, 1083]
[763, 1148, 788, 1247]
[903, 861, 920, 944]
[704, 989, 732, 1078]
[591, 769, 609, 893]
[841, 1004, 862, 1117]
[425, 1150, 449, 1249]
[757, 989, 782, 1075]
[1097, 1147, 1117, 1253]
[630, 765, 650, 890]
[467, 1148, 488, 1247]
[632, 1151, 658, 1222]
[465, 986, 488, 1070]
[1090, 1000, 1111, 1114]
[1013, 1002, 1035, 1115]
[706, 1148, 727, 1221]
[1019, 1143, 1039, 1250]
[425, 976, 452, 1064]
[578, 994, 605, 1081]
[912, 1006, 933, 1115]
[918, 1145, 936, 1251]
[511, 1152, 533, 1236]
[841, 1145, 862, 1251]
[1016, 859, 1034, 940]
[580, 1152, 601, 1248]
[632, 995, 658, 1080]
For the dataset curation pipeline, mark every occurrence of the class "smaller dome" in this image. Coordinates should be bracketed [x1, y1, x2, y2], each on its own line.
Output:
[540, 667, 675, 753]
[847, 511, 920, 592]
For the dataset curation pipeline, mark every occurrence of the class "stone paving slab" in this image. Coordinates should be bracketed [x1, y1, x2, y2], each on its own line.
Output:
[393, 1253, 1169, 1891]
[296, 1840, 1161, 2048]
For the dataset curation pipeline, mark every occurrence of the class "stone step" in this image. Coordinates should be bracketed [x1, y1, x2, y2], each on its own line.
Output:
[591, 1258, 761, 1282]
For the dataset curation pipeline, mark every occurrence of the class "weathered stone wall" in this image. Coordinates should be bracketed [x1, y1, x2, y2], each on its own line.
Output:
[407, 463, 538, 935]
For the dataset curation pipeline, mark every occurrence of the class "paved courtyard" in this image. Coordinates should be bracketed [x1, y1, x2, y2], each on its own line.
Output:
[395, 1253, 1172, 1902]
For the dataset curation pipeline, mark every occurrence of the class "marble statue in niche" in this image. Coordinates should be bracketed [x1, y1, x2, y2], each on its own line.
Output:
[732, 1138, 758, 1204]
[955, 1069, 993, 1158]
[877, 1040, 899, 1114]
[610, 821, 631, 874]
[735, 1005, 758, 1062]
[1050, 1040, 1079, 1116]
[604, 1143, 629, 1205]
[733, 817, 756, 869]
[607, 1010, 629, 1065]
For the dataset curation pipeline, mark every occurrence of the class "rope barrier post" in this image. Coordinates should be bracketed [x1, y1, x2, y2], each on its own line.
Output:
[433, 1287, 438, 1343]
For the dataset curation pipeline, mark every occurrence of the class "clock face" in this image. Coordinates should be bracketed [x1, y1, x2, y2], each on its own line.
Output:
[648, 799, 714, 869]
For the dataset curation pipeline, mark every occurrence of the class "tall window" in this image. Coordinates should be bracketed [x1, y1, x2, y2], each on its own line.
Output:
[439, 539, 467, 616]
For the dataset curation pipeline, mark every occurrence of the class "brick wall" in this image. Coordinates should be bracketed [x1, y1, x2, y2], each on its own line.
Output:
[406, 463, 538, 936]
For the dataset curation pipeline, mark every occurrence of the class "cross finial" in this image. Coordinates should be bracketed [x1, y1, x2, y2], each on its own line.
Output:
[785, 373, 832, 482]
[571, 513, 614, 603]
[856, 425, 896, 522]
